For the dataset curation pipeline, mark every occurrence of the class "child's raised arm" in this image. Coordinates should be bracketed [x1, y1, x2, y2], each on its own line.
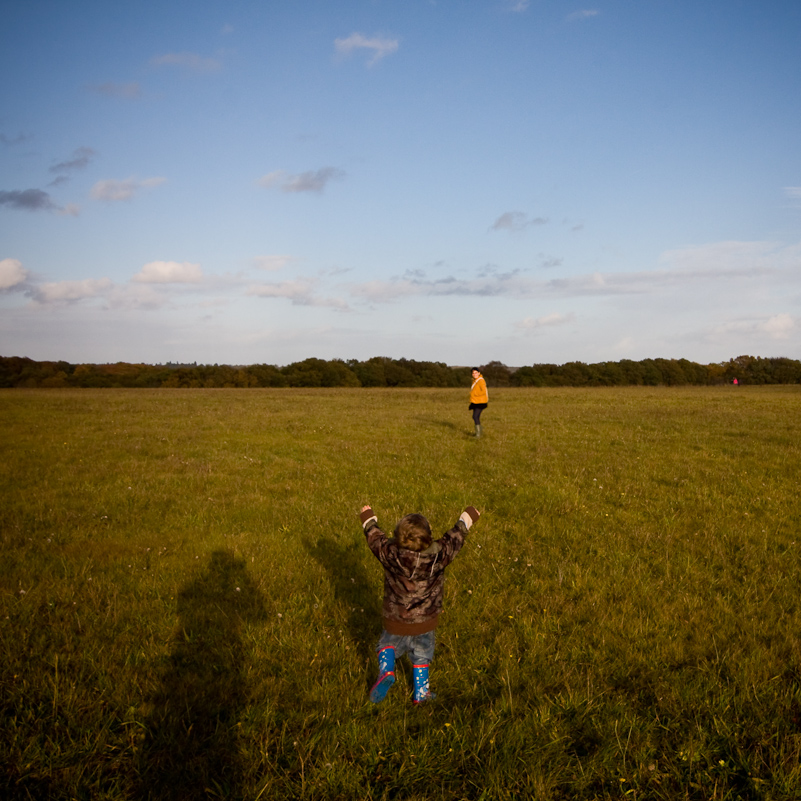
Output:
[360, 505, 378, 529]
[459, 506, 481, 530]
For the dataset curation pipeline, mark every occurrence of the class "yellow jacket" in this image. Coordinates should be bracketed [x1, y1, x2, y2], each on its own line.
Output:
[469, 373, 488, 404]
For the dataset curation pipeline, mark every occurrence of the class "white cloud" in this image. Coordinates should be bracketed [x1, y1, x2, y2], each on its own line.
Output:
[763, 313, 795, 338]
[31, 278, 113, 305]
[708, 313, 796, 342]
[247, 278, 349, 309]
[0, 258, 28, 290]
[334, 33, 399, 65]
[91, 177, 166, 202]
[151, 52, 222, 73]
[134, 261, 203, 284]
[252, 255, 296, 271]
[517, 312, 574, 331]
[510, 1, 530, 12]
[106, 283, 167, 310]
[258, 168, 345, 194]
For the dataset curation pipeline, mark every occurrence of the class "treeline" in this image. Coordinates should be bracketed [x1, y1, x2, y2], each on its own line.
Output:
[1, 354, 800, 390]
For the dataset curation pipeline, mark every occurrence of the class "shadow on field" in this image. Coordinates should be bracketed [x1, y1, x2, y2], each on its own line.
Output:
[414, 415, 463, 434]
[303, 536, 382, 675]
[135, 550, 266, 801]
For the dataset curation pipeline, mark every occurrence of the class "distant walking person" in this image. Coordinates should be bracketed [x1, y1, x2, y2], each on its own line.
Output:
[469, 367, 488, 437]
[359, 504, 481, 704]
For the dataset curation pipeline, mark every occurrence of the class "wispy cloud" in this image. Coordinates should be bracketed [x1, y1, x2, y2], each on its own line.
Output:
[351, 268, 531, 303]
[334, 33, 399, 66]
[252, 255, 296, 271]
[133, 261, 203, 284]
[539, 256, 564, 269]
[658, 240, 796, 272]
[49, 147, 96, 186]
[89, 82, 142, 99]
[350, 240, 801, 304]
[247, 278, 349, 309]
[0, 132, 32, 146]
[710, 313, 796, 341]
[151, 52, 222, 73]
[786, 187, 801, 204]
[90, 176, 166, 202]
[567, 9, 600, 22]
[258, 168, 345, 194]
[491, 211, 549, 232]
[510, 1, 530, 12]
[0, 189, 61, 213]
[30, 278, 114, 305]
[517, 312, 574, 331]
[0, 258, 28, 291]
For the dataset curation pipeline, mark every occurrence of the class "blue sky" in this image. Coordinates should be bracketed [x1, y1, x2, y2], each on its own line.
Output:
[2, 0, 800, 367]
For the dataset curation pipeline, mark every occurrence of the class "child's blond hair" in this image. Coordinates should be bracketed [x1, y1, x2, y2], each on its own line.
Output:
[394, 513, 432, 552]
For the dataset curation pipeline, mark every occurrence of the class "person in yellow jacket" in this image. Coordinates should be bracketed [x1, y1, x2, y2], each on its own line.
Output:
[468, 367, 488, 438]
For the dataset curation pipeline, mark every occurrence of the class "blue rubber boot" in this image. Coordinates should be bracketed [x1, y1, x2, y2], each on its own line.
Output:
[412, 663, 436, 704]
[369, 647, 396, 703]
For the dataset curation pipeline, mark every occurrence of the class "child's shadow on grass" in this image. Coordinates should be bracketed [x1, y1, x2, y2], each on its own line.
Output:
[415, 416, 462, 433]
[136, 550, 266, 800]
[302, 536, 381, 674]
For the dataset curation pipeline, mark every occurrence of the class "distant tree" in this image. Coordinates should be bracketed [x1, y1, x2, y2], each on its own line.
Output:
[653, 358, 687, 386]
[560, 362, 593, 386]
[771, 357, 801, 384]
[245, 364, 287, 388]
[381, 361, 416, 387]
[4, 353, 801, 389]
[480, 360, 511, 387]
[348, 357, 387, 387]
[594, 361, 625, 386]
[281, 358, 360, 387]
[510, 365, 545, 387]
[637, 359, 662, 386]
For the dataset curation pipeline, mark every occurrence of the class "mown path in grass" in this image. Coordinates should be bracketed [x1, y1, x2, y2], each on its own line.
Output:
[2, 387, 801, 799]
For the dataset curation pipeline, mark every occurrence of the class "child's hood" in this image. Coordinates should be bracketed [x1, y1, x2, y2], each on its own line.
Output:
[386, 539, 443, 577]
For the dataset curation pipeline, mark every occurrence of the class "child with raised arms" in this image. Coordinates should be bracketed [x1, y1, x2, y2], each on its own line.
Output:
[359, 504, 481, 704]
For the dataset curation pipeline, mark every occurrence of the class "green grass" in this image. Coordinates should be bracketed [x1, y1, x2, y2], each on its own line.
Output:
[2, 386, 801, 799]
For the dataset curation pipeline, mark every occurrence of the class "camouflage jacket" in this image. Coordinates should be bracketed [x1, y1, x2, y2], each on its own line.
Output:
[364, 518, 470, 635]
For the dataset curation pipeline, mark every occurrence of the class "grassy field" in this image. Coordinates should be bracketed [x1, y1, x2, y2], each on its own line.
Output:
[2, 386, 801, 800]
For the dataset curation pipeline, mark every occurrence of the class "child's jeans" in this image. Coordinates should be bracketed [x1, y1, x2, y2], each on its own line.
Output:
[376, 630, 435, 664]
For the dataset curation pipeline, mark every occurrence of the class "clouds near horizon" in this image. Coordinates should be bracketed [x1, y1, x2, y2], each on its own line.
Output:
[2, 2, 799, 367]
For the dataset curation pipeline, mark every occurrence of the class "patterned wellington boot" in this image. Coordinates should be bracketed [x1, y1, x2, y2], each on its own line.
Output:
[412, 663, 436, 704]
[369, 646, 396, 703]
